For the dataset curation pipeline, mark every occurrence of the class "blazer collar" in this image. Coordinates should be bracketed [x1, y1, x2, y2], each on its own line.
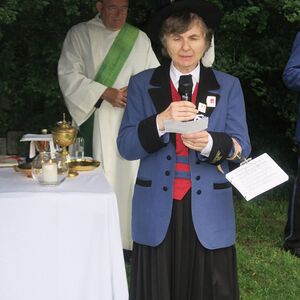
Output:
[148, 62, 221, 116]
[196, 63, 220, 117]
[148, 61, 172, 114]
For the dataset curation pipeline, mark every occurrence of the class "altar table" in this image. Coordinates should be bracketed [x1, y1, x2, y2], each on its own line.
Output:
[0, 167, 128, 300]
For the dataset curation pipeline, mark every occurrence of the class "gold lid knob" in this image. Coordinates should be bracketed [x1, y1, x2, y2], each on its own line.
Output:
[52, 113, 76, 133]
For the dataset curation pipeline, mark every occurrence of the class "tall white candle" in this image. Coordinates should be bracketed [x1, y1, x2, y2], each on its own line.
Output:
[42, 161, 58, 183]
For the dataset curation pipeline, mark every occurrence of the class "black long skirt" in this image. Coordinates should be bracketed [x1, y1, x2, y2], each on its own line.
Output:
[129, 191, 240, 300]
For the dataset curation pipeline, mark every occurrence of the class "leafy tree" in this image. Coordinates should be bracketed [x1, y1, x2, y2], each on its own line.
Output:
[0, 0, 95, 135]
[213, 0, 299, 171]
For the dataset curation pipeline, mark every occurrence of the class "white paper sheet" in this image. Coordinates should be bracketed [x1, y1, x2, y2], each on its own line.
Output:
[20, 133, 53, 141]
[225, 153, 289, 201]
[164, 116, 208, 134]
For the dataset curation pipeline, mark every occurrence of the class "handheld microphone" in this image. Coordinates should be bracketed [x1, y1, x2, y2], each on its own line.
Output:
[178, 75, 193, 101]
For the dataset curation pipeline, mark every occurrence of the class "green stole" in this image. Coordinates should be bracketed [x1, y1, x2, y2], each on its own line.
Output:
[79, 23, 139, 157]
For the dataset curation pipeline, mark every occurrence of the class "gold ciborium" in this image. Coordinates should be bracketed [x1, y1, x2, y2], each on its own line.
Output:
[51, 113, 77, 158]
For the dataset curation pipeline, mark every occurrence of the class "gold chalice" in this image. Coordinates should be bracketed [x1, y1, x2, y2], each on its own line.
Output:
[52, 114, 78, 177]
[51, 113, 77, 158]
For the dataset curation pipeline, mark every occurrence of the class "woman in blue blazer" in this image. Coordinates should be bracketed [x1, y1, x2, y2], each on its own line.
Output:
[117, 1, 251, 299]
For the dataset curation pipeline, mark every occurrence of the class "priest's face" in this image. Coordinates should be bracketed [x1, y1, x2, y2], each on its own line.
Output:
[164, 20, 209, 74]
[97, 0, 128, 31]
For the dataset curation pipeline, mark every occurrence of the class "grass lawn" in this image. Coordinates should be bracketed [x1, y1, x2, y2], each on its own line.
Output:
[236, 185, 300, 300]
[126, 184, 300, 299]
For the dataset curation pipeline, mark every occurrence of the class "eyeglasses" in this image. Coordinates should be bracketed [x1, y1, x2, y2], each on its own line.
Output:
[104, 5, 128, 14]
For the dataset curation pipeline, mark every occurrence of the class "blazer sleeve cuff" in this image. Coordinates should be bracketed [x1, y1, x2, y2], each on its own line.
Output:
[206, 131, 233, 165]
[138, 114, 168, 153]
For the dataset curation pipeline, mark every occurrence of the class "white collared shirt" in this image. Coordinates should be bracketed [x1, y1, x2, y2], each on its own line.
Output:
[169, 61, 200, 93]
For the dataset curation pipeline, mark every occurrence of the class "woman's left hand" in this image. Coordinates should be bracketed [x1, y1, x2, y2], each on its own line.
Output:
[181, 130, 209, 151]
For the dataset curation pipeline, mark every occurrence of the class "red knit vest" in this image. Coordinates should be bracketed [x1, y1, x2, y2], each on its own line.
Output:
[171, 80, 199, 200]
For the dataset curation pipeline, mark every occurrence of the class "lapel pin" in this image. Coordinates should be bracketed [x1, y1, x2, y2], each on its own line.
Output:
[198, 102, 207, 113]
[206, 96, 216, 107]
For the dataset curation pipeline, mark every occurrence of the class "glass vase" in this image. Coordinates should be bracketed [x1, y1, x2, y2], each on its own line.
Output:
[31, 151, 69, 186]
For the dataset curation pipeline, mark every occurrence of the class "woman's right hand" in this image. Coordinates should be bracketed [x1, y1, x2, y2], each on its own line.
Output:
[157, 101, 198, 131]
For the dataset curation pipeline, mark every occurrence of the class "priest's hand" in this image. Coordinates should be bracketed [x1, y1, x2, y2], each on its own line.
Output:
[101, 87, 128, 108]
[157, 101, 197, 131]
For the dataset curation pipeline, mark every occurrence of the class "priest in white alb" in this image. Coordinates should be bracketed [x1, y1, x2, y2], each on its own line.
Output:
[57, 0, 160, 251]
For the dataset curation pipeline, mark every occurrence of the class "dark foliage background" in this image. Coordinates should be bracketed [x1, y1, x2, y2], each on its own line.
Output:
[0, 0, 299, 173]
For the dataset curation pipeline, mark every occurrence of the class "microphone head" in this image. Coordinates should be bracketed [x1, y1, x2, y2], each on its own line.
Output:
[178, 75, 193, 101]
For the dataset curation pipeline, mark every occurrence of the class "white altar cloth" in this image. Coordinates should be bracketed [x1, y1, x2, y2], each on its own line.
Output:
[0, 168, 128, 300]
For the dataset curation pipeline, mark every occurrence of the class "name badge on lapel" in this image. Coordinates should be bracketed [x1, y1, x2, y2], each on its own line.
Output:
[206, 96, 216, 107]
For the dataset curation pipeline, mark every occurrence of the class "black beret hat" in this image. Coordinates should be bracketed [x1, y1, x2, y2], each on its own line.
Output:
[147, 0, 223, 43]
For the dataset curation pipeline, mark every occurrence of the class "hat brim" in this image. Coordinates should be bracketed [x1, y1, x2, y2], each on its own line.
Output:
[147, 1, 223, 43]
